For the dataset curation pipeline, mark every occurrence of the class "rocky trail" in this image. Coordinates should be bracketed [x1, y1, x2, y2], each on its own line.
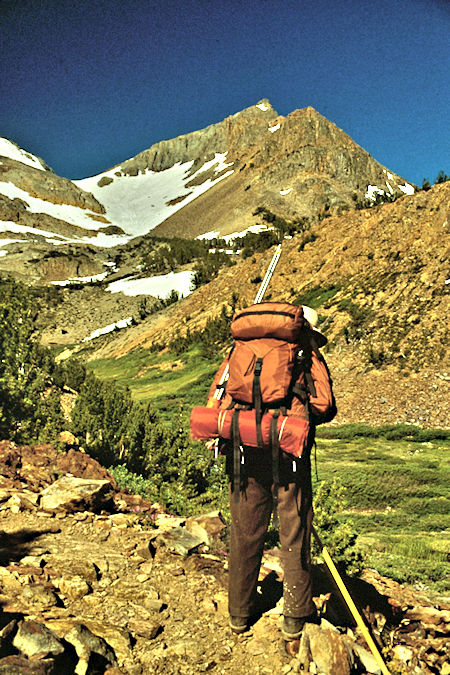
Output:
[0, 442, 448, 674]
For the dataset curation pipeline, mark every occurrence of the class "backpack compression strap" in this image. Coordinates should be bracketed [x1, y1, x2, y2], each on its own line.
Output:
[232, 409, 242, 504]
[270, 410, 280, 527]
[252, 357, 264, 447]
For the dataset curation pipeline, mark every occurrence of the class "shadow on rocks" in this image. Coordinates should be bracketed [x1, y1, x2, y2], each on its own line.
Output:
[312, 563, 402, 628]
[0, 528, 58, 566]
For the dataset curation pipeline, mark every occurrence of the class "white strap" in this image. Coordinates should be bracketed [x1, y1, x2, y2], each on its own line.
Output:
[278, 416, 288, 441]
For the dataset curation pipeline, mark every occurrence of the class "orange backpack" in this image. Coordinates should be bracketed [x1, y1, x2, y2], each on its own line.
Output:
[190, 301, 336, 479]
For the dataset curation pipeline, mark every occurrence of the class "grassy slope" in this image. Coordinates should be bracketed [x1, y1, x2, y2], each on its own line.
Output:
[88, 344, 223, 416]
[314, 436, 449, 594]
[87, 346, 449, 593]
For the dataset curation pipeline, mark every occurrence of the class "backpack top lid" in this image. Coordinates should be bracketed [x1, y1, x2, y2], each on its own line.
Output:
[231, 302, 304, 342]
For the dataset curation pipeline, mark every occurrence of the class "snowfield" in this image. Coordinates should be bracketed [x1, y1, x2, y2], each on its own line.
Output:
[106, 270, 195, 298]
[0, 181, 114, 230]
[75, 153, 234, 237]
[51, 272, 110, 286]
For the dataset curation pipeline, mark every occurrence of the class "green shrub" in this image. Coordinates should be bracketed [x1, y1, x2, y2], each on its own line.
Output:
[312, 477, 365, 575]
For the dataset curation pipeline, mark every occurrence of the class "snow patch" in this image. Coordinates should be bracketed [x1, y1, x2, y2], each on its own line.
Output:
[398, 183, 415, 195]
[197, 231, 220, 241]
[256, 103, 269, 111]
[268, 123, 280, 133]
[75, 154, 234, 237]
[51, 271, 110, 286]
[0, 219, 69, 242]
[280, 188, 292, 196]
[82, 317, 133, 342]
[0, 238, 21, 247]
[365, 185, 385, 200]
[0, 138, 47, 171]
[106, 270, 194, 298]
[196, 223, 271, 243]
[0, 219, 129, 248]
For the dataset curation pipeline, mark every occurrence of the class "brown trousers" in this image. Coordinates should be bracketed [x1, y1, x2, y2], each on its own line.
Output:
[227, 448, 316, 619]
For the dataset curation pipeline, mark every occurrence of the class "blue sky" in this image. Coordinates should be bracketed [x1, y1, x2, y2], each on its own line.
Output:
[1, 0, 448, 185]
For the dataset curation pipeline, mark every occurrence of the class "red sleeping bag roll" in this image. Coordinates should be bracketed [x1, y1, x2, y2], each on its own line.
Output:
[190, 406, 310, 458]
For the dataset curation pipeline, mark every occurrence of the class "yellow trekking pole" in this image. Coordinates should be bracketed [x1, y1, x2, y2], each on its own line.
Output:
[311, 526, 391, 675]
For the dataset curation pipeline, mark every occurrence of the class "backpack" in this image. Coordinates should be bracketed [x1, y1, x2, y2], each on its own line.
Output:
[190, 301, 336, 499]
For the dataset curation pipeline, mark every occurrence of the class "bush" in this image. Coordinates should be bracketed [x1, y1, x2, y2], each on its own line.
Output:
[312, 477, 365, 575]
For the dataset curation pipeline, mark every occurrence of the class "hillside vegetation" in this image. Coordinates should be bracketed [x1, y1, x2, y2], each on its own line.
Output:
[86, 180, 449, 429]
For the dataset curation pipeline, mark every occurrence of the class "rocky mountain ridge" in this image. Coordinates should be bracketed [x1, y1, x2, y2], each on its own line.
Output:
[1, 99, 414, 257]
[0, 440, 448, 674]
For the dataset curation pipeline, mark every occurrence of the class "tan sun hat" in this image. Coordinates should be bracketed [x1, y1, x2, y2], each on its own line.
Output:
[302, 305, 327, 347]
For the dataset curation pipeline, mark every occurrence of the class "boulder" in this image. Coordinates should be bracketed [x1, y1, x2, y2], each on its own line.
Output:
[55, 450, 117, 489]
[299, 623, 352, 675]
[64, 623, 117, 675]
[156, 527, 204, 557]
[38, 476, 114, 513]
[185, 511, 226, 546]
[12, 620, 64, 659]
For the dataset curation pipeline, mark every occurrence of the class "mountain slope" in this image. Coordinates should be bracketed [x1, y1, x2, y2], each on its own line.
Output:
[1, 100, 414, 251]
[83, 181, 449, 429]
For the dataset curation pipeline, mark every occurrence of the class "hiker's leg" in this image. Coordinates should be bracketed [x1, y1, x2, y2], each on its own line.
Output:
[228, 476, 272, 618]
[278, 478, 316, 619]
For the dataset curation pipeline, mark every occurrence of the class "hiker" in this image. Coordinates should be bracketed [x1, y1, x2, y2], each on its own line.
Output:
[192, 303, 336, 639]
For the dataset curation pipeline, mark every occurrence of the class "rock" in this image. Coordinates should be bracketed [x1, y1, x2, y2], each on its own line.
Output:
[12, 620, 65, 659]
[21, 584, 60, 609]
[352, 643, 382, 675]
[47, 556, 98, 584]
[128, 618, 161, 639]
[404, 605, 450, 628]
[142, 598, 164, 613]
[4, 493, 38, 513]
[39, 476, 114, 513]
[64, 623, 117, 675]
[156, 527, 204, 557]
[58, 431, 78, 446]
[0, 655, 56, 674]
[135, 542, 155, 560]
[185, 511, 226, 546]
[393, 644, 414, 664]
[0, 619, 17, 658]
[302, 623, 352, 675]
[58, 576, 91, 601]
[138, 561, 153, 575]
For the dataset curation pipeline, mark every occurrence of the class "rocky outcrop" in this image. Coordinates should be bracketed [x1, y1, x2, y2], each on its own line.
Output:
[0, 158, 105, 213]
[118, 99, 277, 177]
[0, 441, 448, 673]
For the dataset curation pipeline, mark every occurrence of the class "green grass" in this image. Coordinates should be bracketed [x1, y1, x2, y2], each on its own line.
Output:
[292, 284, 341, 309]
[314, 436, 450, 593]
[88, 345, 223, 418]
